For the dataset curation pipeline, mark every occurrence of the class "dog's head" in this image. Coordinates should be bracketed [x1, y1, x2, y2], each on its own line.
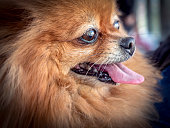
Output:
[23, 0, 143, 87]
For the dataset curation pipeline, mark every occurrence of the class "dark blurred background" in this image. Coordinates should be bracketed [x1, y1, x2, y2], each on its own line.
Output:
[117, 1, 170, 128]
[117, 0, 170, 52]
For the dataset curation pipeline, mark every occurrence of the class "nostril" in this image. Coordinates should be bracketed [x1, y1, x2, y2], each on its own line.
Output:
[128, 42, 133, 49]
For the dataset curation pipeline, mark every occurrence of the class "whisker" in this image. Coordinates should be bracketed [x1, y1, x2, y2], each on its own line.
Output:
[100, 59, 109, 74]
[70, 49, 112, 54]
[96, 59, 109, 83]
[87, 52, 113, 57]
[129, 32, 160, 37]
[85, 58, 102, 77]
[97, 59, 107, 79]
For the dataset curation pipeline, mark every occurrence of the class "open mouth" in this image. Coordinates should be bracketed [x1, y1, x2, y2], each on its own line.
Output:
[71, 62, 116, 84]
[71, 62, 144, 85]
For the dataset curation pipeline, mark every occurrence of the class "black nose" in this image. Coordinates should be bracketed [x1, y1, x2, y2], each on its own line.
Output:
[119, 37, 135, 56]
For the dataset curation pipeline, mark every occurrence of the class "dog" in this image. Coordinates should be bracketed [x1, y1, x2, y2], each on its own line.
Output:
[0, 0, 160, 128]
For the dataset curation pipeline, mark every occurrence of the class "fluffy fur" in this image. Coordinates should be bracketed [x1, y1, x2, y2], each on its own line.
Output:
[0, 0, 160, 128]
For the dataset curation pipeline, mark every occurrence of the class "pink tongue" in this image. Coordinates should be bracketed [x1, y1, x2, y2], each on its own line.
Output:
[104, 63, 144, 84]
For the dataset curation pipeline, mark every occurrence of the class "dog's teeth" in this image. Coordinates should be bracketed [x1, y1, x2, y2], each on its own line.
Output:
[79, 63, 83, 67]
[88, 65, 91, 69]
[93, 68, 98, 73]
[75, 65, 81, 69]
[73, 63, 116, 85]
[79, 63, 86, 69]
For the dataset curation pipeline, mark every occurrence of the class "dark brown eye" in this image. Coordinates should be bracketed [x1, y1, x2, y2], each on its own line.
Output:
[78, 28, 98, 44]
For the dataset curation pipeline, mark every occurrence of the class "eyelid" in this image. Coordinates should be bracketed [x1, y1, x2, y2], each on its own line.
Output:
[114, 20, 119, 23]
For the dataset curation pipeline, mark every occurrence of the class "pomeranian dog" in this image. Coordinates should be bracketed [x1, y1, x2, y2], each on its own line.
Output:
[0, 0, 160, 128]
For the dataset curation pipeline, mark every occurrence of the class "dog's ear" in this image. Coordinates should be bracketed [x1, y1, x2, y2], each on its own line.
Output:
[0, 1, 33, 39]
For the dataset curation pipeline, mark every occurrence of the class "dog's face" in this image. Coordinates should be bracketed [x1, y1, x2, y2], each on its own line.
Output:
[39, 0, 143, 86]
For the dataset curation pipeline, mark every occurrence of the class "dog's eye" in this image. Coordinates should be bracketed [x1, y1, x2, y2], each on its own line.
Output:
[113, 20, 120, 29]
[78, 28, 98, 44]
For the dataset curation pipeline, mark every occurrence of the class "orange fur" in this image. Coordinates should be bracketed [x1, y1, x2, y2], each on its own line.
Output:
[0, 0, 160, 128]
